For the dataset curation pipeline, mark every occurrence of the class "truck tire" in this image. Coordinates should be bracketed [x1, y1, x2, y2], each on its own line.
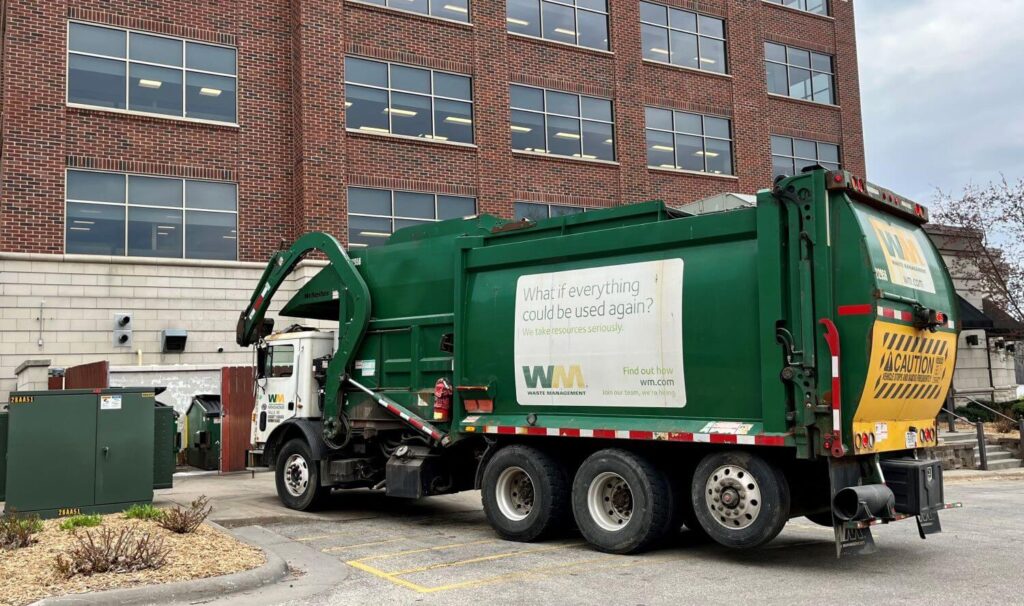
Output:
[481, 445, 571, 542]
[571, 449, 674, 554]
[690, 451, 790, 549]
[276, 438, 330, 511]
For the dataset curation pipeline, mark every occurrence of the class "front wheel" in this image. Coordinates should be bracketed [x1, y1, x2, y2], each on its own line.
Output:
[275, 439, 329, 511]
[690, 451, 790, 549]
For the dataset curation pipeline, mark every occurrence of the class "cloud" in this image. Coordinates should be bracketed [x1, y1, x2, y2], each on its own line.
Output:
[856, 0, 1024, 203]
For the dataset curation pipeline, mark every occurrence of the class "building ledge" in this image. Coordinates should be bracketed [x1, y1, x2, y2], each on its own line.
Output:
[346, 128, 478, 150]
[0, 251, 328, 270]
[512, 149, 619, 167]
[508, 32, 614, 59]
[642, 59, 732, 81]
[767, 93, 841, 111]
[648, 166, 739, 181]
[66, 104, 239, 130]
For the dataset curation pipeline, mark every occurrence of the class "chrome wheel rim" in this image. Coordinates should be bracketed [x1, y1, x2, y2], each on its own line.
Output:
[704, 464, 762, 530]
[284, 453, 310, 498]
[588, 471, 633, 532]
[495, 466, 535, 521]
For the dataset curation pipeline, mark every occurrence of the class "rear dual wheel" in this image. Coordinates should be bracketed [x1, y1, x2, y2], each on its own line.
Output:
[571, 449, 675, 554]
[481, 445, 571, 542]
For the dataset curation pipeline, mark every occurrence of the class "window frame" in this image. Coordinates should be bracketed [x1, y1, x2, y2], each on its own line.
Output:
[644, 107, 735, 176]
[65, 20, 239, 126]
[764, 41, 836, 105]
[509, 83, 616, 162]
[639, 1, 728, 74]
[347, 187, 478, 248]
[763, 0, 830, 17]
[64, 168, 239, 261]
[770, 135, 841, 179]
[506, 0, 611, 52]
[347, 0, 472, 24]
[344, 56, 475, 146]
[514, 201, 595, 221]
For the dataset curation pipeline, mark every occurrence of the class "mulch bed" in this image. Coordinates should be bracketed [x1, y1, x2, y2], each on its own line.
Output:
[0, 514, 264, 606]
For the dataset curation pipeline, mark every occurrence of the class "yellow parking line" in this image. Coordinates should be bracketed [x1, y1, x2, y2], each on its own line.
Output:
[352, 539, 499, 563]
[388, 542, 584, 576]
[346, 559, 433, 593]
[322, 538, 405, 553]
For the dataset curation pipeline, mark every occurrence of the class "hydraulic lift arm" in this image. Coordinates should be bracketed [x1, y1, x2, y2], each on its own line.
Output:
[236, 232, 371, 446]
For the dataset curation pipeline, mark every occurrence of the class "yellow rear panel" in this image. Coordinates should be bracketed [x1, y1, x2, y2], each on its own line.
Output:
[853, 321, 956, 453]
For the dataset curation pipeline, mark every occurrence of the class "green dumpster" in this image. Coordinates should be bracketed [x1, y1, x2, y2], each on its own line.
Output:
[185, 395, 221, 471]
[3, 388, 155, 518]
[0, 410, 7, 502]
[153, 403, 177, 490]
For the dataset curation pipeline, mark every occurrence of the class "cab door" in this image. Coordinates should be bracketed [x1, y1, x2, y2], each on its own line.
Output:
[254, 342, 298, 444]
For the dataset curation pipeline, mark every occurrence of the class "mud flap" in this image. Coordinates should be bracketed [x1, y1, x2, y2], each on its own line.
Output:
[835, 524, 877, 557]
[917, 509, 942, 538]
[828, 457, 881, 558]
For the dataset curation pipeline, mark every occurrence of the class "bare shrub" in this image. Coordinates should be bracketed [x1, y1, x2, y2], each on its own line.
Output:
[54, 526, 168, 578]
[157, 496, 212, 534]
[0, 512, 43, 550]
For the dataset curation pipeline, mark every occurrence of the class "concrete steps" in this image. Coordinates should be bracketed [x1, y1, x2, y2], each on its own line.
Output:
[939, 430, 1022, 470]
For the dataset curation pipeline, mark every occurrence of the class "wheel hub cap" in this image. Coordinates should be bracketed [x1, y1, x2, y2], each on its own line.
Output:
[284, 454, 309, 498]
[495, 466, 535, 521]
[587, 472, 633, 532]
[705, 464, 763, 530]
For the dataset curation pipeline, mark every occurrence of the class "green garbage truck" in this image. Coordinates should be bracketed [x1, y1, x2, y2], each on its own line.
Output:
[237, 169, 959, 556]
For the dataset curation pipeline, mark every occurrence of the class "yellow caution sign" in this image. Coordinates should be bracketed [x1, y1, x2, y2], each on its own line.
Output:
[854, 321, 956, 452]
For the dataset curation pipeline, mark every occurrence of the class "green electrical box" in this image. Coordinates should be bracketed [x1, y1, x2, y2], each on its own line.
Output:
[153, 404, 177, 490]
[0, 411, 7, 502]
[4, 388, 155, 518]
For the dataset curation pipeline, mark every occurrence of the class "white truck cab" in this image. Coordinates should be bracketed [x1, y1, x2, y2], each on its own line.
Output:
[251, 329, 336, 451]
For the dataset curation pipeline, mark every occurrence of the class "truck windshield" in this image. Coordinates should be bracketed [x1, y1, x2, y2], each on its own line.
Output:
[268, 345, 294, 378]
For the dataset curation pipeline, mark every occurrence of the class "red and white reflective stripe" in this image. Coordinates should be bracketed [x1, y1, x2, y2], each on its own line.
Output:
[877, 305, 913, 322]
[474, 425, 788, 447]
[382, 401, 442, 441]
[820, 319, 842, 437]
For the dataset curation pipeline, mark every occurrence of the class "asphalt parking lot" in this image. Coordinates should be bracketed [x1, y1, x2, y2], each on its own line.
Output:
[161, 472, 1024, 606]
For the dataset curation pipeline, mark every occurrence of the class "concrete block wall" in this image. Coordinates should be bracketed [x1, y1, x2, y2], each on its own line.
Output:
[0, 254, 329, 403]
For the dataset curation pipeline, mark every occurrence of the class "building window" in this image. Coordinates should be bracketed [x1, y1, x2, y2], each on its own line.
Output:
[639, 2, 726, 74]
[344, 57, 474, 144]
[771, 135, 840, 178]
[506, 0, 609, 51]
[645, 107, 733, 175]
[510, 84, 614, 161]
[764, 0, 829, 17]
[765, 42, 834, 104]
[65, 170, 238, 260]
[356, 0, 470, 22]
[67, 22, 237, 124]
[514, 202, 592, 221]
[348, 187, 477, 247]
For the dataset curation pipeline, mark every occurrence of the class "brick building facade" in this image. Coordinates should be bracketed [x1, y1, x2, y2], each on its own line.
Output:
[0, 0, 865, 404]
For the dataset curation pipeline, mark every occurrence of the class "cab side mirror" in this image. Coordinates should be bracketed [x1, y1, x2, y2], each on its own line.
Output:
[256, 346, 268, 379]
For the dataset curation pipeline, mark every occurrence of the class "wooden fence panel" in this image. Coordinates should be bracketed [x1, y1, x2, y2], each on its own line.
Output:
[220, 366, 256, 472]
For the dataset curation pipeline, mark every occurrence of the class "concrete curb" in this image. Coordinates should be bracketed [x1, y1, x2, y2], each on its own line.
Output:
[945, 468, 1024, 482]
[33, 522, 288, 606]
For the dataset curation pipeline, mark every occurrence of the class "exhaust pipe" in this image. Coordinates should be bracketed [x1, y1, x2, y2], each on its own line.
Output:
[833, 484, 896, 521]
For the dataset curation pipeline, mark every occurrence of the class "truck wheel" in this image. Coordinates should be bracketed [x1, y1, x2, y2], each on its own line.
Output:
[481, 445, 571, 542]
[690, 451, 790, 549]
[276, 439, 329, 511]
[572, 449, 674, 554]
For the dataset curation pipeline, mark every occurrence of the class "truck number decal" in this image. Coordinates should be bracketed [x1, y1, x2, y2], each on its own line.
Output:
[514, 259, 686, 407]
[868, 217, 935, 293]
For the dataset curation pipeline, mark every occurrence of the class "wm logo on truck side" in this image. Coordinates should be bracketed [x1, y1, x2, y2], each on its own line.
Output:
[522, 365, 586, 389]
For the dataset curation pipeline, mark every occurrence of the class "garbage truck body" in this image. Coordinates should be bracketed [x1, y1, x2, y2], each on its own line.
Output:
[237, 169, 959, 556]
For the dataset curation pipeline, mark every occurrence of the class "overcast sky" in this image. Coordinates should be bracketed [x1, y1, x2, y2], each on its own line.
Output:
[855, 0, 1024, 204]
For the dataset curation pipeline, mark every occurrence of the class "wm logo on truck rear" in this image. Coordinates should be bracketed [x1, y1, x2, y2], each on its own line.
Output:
[522, 365, 586, 389]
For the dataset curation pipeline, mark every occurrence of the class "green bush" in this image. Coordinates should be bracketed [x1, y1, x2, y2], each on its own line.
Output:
[958, 402, 995, 422]
[123, 504, 163, 521]
[59, 514, 102, 531]
[1012, 400, 1024, 418]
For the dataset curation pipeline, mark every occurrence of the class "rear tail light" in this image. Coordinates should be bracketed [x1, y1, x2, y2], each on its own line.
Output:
[433, 378, 452, 422]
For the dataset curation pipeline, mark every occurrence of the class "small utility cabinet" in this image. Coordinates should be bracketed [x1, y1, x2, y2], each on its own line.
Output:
[3, 388, 155, 518]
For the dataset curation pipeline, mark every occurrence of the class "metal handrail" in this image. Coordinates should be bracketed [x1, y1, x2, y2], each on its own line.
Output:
[961, 395, 1019, 424]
